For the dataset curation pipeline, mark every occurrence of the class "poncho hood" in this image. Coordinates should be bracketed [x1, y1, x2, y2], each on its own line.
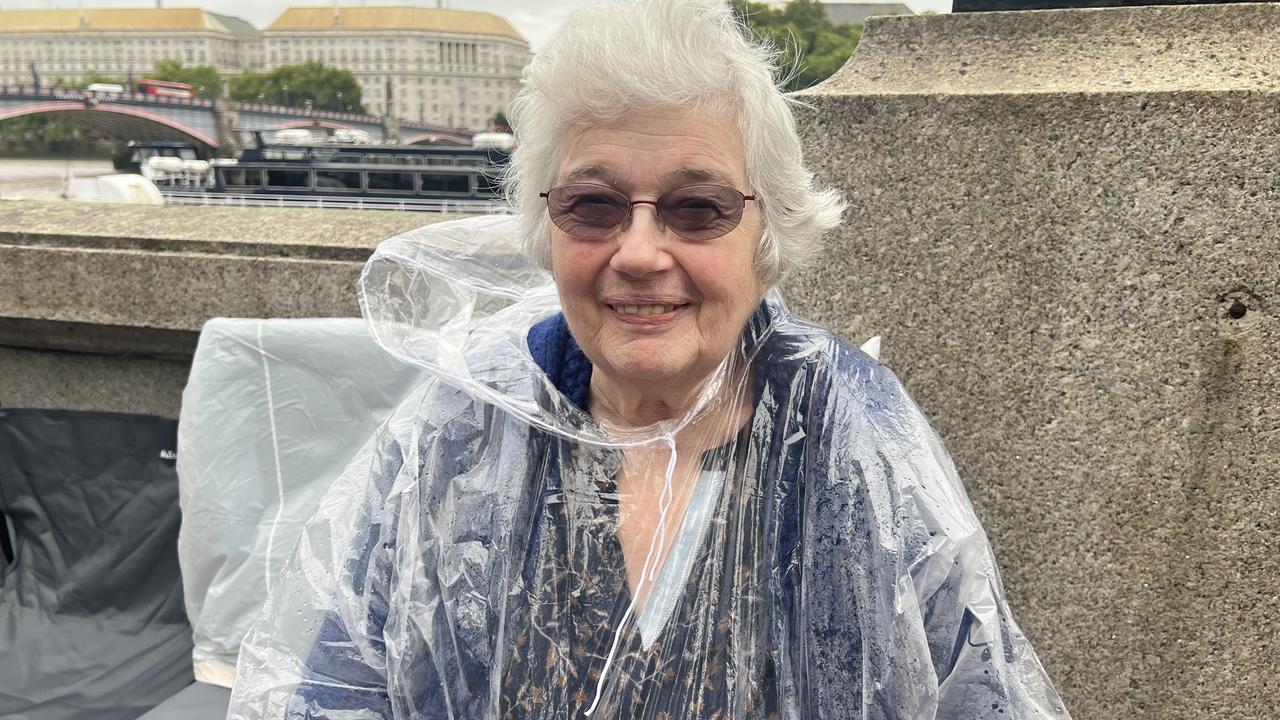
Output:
[359, 214, 782, 447]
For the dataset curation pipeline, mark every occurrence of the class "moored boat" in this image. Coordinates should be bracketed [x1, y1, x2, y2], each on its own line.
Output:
[140, 129, 512, 213]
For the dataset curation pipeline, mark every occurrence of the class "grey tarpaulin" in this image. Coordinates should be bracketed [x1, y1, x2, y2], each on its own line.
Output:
[229, 216, 1071, 719]
[0, 408, 194, 720]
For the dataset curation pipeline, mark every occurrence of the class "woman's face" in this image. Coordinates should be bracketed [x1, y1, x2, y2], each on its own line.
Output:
[550, 106, 765, 397]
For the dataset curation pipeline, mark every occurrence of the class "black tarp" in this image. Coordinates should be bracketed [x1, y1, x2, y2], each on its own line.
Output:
[0, 408, 194, 720]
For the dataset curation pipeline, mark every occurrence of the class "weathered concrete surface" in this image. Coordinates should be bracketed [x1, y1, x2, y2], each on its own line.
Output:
[0, 202, 460, 416]
[791, 4, 1279, 719]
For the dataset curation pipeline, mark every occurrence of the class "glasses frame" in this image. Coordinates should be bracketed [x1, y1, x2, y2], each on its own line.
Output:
[539, 182, 759, 241]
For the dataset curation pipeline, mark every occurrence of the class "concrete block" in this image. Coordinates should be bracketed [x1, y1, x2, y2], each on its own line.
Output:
[790, 4, 1279, 718]
[0, 202, 463, 415]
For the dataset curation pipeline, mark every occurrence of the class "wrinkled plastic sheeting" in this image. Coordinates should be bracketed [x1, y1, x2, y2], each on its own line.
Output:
[0, 409, 193, 720]
[229, 216, 1072, 719]
[177, 318, 427, 687]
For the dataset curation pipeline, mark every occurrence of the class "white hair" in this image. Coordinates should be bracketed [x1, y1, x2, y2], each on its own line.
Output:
[505, 0, 845, 285]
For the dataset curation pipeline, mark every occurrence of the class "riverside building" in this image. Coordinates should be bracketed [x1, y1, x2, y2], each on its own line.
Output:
[264, 7, 529, 129]
[0, 5, 530, 131]
[0, 8, 261, 88]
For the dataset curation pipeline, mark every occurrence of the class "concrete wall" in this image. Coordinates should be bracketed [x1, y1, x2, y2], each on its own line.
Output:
[0, 202, 454, 417]
[789, 3, 1278, 718]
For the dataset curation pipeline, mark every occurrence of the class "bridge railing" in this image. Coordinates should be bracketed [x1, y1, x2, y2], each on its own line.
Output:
[0, 85, 213, 109]
[2, 85, 475, 136]
[235, 102, 381, 124]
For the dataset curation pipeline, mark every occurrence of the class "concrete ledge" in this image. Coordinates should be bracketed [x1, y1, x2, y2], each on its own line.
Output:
[0, 202, 459, 341]
[826, 2, 1280, 95]
[0, 318, 198, 359]
[792, 4, 1279, 718]
[0, 201, 437, 260]
[0, 202, 459, 415]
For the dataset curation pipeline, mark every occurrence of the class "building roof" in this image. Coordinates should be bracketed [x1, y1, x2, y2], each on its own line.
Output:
[0, 8, 258, 34]
[268, 6, 525, 43]
[209, 12, 263, 36]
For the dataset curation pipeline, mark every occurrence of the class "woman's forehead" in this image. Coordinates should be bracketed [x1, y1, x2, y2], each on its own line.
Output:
[563, 164, 740, 189]
[557, 109, 748, 188]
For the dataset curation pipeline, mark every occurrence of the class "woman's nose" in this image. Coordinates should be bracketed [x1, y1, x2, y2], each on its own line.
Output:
[609, 204, 674, 276]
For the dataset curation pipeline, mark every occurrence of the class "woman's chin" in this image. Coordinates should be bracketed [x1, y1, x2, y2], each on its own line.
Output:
[613, 361, 683, 384]
[604, 351, 694, 387]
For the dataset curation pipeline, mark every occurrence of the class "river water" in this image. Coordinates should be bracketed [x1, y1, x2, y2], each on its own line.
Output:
[0, 157, 116, 201]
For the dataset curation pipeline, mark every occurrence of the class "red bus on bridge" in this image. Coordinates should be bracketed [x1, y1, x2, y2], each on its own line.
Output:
[136, 79, 194, 99]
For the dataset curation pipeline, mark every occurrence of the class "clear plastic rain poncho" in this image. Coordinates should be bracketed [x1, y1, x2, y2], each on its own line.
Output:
[228, 216, 1071, 719]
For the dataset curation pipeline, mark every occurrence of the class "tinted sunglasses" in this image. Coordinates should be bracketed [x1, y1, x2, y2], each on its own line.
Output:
[539, 183, 758, 241]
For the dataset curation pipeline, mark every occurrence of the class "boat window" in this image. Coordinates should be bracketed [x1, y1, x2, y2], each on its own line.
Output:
[264, 150, 307, 161]
[367, 154, 395, 165]
[315, 170, 361, 191]
[367, 171, 415, 192]
[424, 156, 455, 167]
[456, 157, 485, 168]
[222, 168, 263, 187]
[394, 155, 421, 165]
[420, 173, 470, 194]
[179, 148, 198, 160]
[475, 172, 501, 195]
[266, 169, 311, 188]
[335, 153, 364, 163]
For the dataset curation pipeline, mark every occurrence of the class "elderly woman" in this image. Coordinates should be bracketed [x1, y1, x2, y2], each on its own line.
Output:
[228, 1, 1071, 718]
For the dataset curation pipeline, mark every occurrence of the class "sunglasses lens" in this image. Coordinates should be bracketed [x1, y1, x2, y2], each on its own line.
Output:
[657, 185, 744, 240]
[546, 185, 628, 238]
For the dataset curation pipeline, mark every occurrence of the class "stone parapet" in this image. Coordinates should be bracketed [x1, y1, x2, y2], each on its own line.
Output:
[790, 3, 1278, 718]
[0, 202, 453, 415]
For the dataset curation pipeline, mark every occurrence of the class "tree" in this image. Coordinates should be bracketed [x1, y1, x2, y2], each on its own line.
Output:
[230, 61, 365, 113]
[149, 60, 223, 99]
[491, 111, 510, 131]
[731, 0, 862, 92]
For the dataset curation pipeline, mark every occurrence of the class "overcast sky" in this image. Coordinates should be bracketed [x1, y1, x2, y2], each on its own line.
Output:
[3, 0, 951, 50]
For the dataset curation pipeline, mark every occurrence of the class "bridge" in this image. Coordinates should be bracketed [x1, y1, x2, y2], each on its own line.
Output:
[0, 85, 476, 151]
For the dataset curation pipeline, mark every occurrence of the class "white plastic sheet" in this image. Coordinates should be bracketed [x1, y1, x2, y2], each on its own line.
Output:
[177, 318, 425, 687]
[228, 216, 1070, 718]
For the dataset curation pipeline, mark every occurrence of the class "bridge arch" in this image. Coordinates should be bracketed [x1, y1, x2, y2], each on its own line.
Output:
[267, 119, 362, 132]
[402, 131, 473, 146]
[0, 101, 218, 148]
